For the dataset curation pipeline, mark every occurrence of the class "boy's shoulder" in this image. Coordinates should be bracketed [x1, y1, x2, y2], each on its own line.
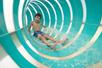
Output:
[32, 21, 36, 24]
[31, 20, 35, 23]
[31, 21, 35, 25]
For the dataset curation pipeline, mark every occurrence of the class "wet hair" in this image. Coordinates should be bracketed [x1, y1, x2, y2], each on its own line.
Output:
[35, 13, 42, 18]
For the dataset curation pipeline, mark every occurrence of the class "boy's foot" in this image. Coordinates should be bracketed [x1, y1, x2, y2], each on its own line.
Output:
[56, 37, 68, 44]
[47, 42, 58, 49]
[50, 42, 60, 49]
[47, 45, 56, 50]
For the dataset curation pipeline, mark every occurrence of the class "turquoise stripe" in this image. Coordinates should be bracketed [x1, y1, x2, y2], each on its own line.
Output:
[85, 0, 102, 25]
[0, 34, 36, 68]
[69, 0, 83, 36]
[1, 0, 102, 68]
[0, 0, 8, 35]
[26, 10, 32, 25]
[12, 0, 36, 67]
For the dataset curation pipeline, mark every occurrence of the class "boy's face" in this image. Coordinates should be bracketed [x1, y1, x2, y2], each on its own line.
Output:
[35, 16, 40, 21]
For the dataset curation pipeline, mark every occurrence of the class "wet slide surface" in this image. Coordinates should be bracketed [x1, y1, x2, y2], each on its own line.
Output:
[0, 0, 102, 68]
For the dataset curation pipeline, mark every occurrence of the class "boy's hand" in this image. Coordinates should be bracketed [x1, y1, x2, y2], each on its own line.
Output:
[28, 29, 30, 32]
[28, 27, 30, 32]
[43, 25, 46, 28]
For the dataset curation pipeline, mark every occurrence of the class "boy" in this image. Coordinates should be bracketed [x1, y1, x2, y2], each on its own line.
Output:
[28, 13, 65, 49]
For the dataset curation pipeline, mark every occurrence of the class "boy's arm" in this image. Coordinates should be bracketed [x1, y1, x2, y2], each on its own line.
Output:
[28, 23, 32, 32]
[42, 25, 46, 28]
[40, 23, 46, 28]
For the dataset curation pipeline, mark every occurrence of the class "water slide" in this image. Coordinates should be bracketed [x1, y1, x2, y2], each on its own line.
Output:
[0, 0, 102, 68]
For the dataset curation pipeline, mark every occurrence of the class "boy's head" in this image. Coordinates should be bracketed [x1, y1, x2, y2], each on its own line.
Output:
[35, 13, 42, 22]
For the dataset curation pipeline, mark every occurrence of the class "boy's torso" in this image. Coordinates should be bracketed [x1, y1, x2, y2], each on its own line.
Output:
[32, 21, 41, 31]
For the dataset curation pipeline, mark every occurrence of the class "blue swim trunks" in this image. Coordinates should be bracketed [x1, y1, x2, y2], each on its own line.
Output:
[33, 31, 45, 37]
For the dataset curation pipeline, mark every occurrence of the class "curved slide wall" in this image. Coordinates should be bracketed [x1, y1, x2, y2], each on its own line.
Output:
[0, 0, 102, 68]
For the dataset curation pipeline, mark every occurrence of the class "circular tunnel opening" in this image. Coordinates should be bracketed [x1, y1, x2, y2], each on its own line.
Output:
[0, 0, 102, 68]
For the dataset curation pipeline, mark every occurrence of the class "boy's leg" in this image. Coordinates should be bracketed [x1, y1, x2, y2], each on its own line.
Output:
[38, 34, 58, 49]
[44, 34, 67, 44]
[43, 34, 57, 42]
[38, 34, 51, 46]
